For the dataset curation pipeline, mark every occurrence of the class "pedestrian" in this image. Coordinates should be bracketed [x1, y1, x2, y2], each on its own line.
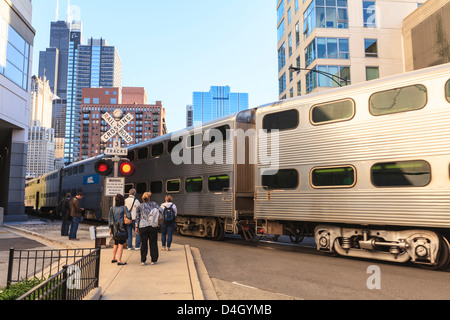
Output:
[135, 192, 163, 266]
[125, 188, 141, 251]
[68, 192, 84, 241]
[57, 193, 71, 236]
[109, 194, 132, 266]
[160, 195, 177, 251]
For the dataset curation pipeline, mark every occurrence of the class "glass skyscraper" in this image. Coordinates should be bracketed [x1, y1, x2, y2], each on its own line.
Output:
[192, 86, 249, 125]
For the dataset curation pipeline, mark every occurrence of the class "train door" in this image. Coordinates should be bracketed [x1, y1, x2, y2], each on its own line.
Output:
[35, 192, 39, 211]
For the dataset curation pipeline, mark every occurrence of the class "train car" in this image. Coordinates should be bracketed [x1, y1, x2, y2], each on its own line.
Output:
[25, 169, 61, 216]
[60, 155, 107, 220]
[254, 63, 450, 269]
[123, 109, 256, 240]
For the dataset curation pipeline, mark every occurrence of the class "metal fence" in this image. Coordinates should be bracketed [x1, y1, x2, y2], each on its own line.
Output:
[6, 248, 101, 300]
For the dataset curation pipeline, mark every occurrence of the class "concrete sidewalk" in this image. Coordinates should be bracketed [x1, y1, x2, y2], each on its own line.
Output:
[3, 221, 214, 300]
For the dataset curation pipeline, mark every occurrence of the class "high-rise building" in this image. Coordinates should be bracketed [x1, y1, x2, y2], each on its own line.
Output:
[80, 87, 166, 160]
[192, 86, 249, 125]
[0, 0, 35, 221]
[277, 0, 425, 99]
[30, 76, 53, 129]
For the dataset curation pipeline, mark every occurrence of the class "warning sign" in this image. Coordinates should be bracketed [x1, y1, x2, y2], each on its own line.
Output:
[105, 177, 125, 197]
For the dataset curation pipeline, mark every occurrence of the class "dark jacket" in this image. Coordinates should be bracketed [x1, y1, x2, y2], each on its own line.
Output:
[69, 197, 83, 218]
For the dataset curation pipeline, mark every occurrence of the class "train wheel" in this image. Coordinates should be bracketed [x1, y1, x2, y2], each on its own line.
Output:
[419, 235, 450, 271]
[211, 218, 225, 241]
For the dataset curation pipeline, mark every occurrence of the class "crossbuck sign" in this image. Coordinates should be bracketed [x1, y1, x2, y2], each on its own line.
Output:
[101, 112, 134, 145]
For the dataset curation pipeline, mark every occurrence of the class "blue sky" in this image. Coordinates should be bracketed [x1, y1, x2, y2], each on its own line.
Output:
[31, 0, 279, 132]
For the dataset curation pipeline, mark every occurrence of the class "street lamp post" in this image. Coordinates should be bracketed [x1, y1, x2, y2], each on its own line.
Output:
[289, 66, 349, 87]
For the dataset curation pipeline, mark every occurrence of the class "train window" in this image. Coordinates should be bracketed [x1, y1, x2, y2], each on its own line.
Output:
[166, 180, 181, 193]
[136, 182, 147, 194]
[263, 109, 299, 132]
[79, 165, 84, 174]
[151, 143, 164, 157]
[128, 150, 135, 161]
[446, 79, 450, 102]
[168, 137, 182, 153]
[187, 133, 203, 148]
[138, 147, 149, 159]
[369, 84, 427, 116]
[208, 175, 230, 192]
[150, 181, 163, 194]
[207, 125, 230, 144]
[371, 160, 431, 187]
[124, 184, 133, 195]
[311, 166, 356, 188]
[311, 99, 355, 125]
[186, 177, 203, 193]
[262, 169, 299, 190]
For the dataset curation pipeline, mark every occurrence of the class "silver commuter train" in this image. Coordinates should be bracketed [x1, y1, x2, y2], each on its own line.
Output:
[24, 63, 450, 269]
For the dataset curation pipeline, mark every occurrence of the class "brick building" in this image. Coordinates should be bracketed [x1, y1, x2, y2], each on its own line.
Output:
[80, 87, 167, 160]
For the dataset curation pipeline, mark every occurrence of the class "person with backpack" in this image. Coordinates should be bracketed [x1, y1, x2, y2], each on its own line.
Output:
[57, 193, 71, 236]
[135, 192, 163, 265]
[160, 195, 178, 251]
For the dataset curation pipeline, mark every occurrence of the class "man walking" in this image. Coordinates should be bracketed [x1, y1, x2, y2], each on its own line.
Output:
[125, 189, 141, 250]
[69, 192, 84, 241]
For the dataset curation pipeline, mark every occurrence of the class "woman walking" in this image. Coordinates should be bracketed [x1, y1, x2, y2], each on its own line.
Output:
[161, 195, 177, 251]
[109, 194, 132, 266]
[135, 192, 163, 265]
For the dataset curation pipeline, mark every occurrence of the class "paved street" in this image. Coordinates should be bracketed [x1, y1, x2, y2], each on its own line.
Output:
[173, 234, 450, 300]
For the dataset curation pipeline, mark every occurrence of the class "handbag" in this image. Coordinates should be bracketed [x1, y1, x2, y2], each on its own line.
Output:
[112, 208, 128, 241]
[124, 207, 132, 225]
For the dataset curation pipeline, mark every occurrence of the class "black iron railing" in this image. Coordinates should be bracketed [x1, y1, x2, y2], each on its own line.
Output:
[6, 248, 101, 300]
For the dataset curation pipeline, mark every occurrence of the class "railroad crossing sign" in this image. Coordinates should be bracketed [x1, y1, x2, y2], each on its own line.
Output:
[101, 111, 134, 144]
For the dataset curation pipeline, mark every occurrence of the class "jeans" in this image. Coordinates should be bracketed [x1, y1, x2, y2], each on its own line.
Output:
[69, 216, 80, 239]
[161, 222, 175, 248]
[61, 215, 70, 236]
[139, 226, 159, 263]
[127, 220, 141, 249]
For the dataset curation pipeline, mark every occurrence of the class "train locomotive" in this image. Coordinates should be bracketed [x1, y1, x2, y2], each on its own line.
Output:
[25, 63, 450, 270]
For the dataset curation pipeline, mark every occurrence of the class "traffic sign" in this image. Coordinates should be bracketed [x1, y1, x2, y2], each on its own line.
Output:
[101, 112, 134, 143]
[105, 177, 125, 197]
[105, 147, 128, 156]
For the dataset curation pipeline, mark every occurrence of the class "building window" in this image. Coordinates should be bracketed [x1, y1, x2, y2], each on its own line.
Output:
[364, 39, 378, 57]
[311, 166, 356, 188]
[371, 160, 431, 187]
[262, 169, 299, 190]
[369, 84, 427, 116]
[278, 19, 285, 43]
[311, 99, 355, 125]
[288, 33, 293, 57]
[366, 66, 379, 81]
[84, 98, 90, 104]
[2, 23, 30, 90]
[304, 0, 349, 39]
[363, 1, 376, 28]
[279, 73, 286, 95]
[278, 43, 286, 72]
[263, 109, 299, 132]
[305, 37, 349, 67]
[306, 65, 350, 93]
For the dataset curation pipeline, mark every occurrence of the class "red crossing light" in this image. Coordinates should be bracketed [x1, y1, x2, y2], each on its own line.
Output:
[119, 160, 135, 177]
[94, 159, 113, 176]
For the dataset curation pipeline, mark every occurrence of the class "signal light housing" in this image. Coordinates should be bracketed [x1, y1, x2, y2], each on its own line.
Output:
[119, 160, 135, 177]
[94, 159, 113, 176]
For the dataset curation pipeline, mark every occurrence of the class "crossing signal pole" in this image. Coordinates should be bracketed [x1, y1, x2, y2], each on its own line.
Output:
[99, 109, 135, 205]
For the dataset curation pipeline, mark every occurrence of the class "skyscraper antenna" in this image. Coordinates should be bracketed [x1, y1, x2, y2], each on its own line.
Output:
[67, 0, 71, 23]
[55, 0, 59, 21]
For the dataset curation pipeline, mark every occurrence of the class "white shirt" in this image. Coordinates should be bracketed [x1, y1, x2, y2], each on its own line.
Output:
[125, 196, 141, 220]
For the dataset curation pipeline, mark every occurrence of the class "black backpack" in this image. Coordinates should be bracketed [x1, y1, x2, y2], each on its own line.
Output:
[163, 204, 175, 223]
[56, 198, 69, 218]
